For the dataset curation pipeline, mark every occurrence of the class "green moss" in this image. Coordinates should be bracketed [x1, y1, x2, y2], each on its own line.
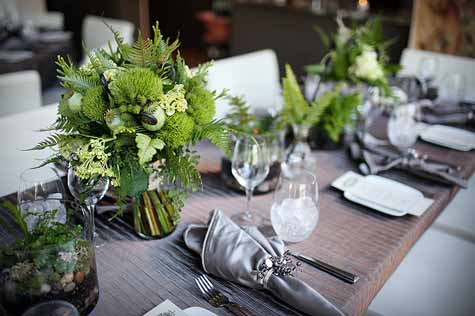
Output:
[157, 112, 195, 148]
[110, 68, 163, 105]
[82, 86, 107, 121]
[186, 84, 216, 125]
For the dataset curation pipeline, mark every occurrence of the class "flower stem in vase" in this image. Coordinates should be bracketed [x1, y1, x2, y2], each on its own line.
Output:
[158, 191, 179, 225]
[149, 190, 171, 234]
[142, 192, 161, 236]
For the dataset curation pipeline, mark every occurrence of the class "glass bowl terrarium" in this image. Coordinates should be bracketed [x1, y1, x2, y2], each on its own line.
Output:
[0, 199, 98, 316]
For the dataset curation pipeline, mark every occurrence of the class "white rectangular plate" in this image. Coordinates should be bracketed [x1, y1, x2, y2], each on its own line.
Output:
[333, 172, 433, 217]
[420, 125, 475, 151]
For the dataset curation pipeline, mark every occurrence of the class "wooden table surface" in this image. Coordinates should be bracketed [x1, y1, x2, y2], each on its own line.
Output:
[1, 137, 474, 316]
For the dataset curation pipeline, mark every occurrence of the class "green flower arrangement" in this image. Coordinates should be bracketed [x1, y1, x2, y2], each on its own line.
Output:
[34, 23, 228, 230]
[305, 17, 401, 95]
[302, 18, 400, 143]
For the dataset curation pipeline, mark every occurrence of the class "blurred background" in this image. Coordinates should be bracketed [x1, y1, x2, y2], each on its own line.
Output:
[1, 0, 473, 105]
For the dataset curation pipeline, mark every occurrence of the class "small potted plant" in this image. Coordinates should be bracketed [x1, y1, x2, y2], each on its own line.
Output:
[0, 200, 98, 315]
[221, 95, 283, 194]
[305, 17, 400, 147]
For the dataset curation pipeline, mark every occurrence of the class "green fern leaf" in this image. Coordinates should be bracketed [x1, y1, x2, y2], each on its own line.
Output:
[28, 134, 62, 150]
[127, 31, 154, 67]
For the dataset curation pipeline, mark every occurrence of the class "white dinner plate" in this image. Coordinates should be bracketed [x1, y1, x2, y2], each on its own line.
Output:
[343, 175, 425, 217]
[419, 125, 475, 151]
[183, 307, 218, 316]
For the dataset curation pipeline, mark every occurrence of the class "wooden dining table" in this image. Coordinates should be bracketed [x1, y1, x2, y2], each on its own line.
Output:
[0, 106, 474, 316]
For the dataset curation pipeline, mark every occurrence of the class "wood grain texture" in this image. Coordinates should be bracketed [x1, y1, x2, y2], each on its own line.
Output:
[1, 138, 474, 316]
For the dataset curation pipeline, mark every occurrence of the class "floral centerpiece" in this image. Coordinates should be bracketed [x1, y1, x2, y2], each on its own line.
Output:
[0, 201, 98, 315]
[35, 23, 228, 238]
[305, 18, 400, 144]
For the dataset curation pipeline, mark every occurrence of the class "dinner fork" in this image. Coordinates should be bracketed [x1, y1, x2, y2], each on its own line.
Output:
[195, 274, 252, 316]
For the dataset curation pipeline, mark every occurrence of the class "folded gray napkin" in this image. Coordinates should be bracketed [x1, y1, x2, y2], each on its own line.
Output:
[184, 210, 345, 316]
[350, 133, 467, 188]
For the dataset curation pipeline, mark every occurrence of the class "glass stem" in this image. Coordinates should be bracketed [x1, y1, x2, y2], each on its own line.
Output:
[245, 187, 253, 220]
[86, 202, 96, 242]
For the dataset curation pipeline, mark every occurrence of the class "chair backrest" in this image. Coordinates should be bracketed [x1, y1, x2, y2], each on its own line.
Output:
[0, 70, 42, 116]
[399, 48, 475, 101]
[206, 49, 281, 120]
[15, 0, 46, 16]
[82, 15, 135, 53]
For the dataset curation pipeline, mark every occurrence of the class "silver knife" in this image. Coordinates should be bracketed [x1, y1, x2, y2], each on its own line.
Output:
[290, 252, 360, 284]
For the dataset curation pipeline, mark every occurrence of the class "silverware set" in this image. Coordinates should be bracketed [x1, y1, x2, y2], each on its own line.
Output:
[195, 274, 252, 316]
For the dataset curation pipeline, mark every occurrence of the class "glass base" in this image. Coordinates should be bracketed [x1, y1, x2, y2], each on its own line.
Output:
[231, 211, 264, 228]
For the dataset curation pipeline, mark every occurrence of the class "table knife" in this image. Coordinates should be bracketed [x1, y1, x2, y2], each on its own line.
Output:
[290, 252, 359, 284]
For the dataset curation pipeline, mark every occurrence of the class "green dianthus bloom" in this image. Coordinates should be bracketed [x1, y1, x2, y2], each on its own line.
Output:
[110, 68, 163, 105]
[82, 86, 107, 121]
[157, 112, 195, 148]
[186, 84, 215, 125]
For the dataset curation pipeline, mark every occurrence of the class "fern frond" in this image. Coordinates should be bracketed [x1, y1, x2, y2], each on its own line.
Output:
[162, 148, 202, 191]
[28, 134, 62, 150]
[58, 71, 100, 93]
[304, 89, 338, 126]
[127, 31, 154, 67]
[192, 120, 229, 153]
[105, 22, 131, 60]
[282, 64, 308, 125]
[32, 155, 64, 169]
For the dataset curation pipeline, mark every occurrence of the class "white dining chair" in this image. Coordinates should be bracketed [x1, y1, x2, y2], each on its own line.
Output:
[81, 15, 135, 65]
[15, 0, 64, 30]
[0, 70, 42, 117]
[205, 49, 281, 120]
[399, 48, 475, 101]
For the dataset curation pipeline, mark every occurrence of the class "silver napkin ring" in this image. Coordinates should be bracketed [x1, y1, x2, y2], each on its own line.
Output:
[257, 250, 300, 283]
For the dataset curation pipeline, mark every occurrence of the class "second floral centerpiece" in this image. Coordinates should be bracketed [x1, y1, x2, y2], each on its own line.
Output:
[36, 23, 228, 238]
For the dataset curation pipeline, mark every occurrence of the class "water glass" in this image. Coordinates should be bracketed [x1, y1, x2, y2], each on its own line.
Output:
[231, 136, 270, 226]
[387, 104, 419, 151]
[271, 171, 319, 243]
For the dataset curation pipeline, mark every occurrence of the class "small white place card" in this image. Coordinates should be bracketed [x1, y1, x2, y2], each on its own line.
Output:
[143, 300, 189, 316]
[332, 171, 433, 217]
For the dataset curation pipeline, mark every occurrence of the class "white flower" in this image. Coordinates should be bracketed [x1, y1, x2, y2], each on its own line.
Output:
[158, 84, 188, 116]
[103, 68, 119, 82]
[350, 47, 384, 81]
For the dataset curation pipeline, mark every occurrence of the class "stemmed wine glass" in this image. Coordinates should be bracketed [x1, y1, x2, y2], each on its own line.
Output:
[417, 57, 439, 97]
[270, 171, 319, 243]
[67, 168, 110, 246]
[18, 167, 66, 229]
[231, 135, 270, 227]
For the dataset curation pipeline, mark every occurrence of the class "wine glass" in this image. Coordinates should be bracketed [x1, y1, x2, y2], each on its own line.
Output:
[67, 168, 110, 246]
[231, 135, 270, 227]
[18, 166, 66, 230]
[271, 171, 319, 243]
[417, 57, 439, 97]
[387, 104, 419, 152]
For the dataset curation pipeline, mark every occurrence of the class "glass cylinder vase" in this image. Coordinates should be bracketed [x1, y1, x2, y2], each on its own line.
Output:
[132, 182, 181, 240]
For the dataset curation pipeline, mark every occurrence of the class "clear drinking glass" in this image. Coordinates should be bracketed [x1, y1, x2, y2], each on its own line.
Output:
[271, 171, 319, 243]
[231, 136, 270, 227]
[67, 168, 110, 246]
[18, 167, 66, 229]
[387, 104, 419, 151]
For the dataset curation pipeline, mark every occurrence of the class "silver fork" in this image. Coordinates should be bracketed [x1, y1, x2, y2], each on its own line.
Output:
[195, 274, 252, 316]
